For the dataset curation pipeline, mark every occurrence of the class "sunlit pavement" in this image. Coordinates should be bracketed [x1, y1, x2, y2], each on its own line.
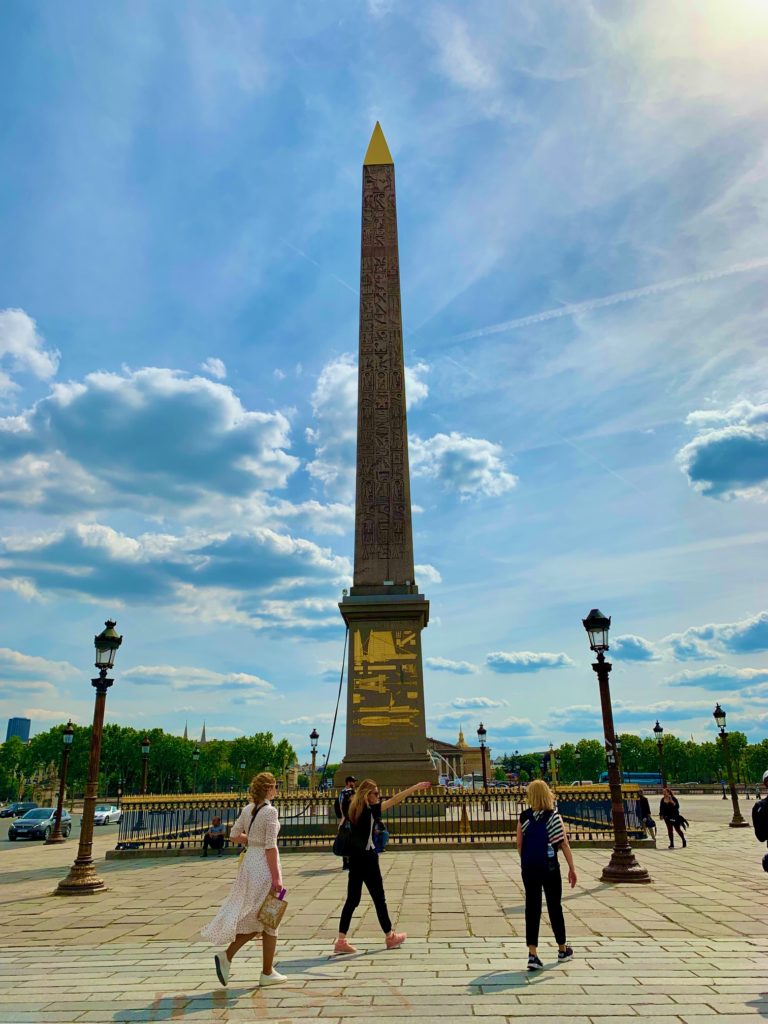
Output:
[2, 795, 767, 1023]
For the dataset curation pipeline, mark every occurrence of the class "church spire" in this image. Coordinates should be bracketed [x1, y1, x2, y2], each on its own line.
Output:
[200, 721, 207, 744]
[183, 721, 188, 742]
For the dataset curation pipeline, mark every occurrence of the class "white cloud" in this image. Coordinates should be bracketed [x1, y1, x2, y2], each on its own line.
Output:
[410, 432, 517, 499]
[0, 367, 299, 514]
[486, 651, 574, 674]
[20, 707, 76, 723]
[665, 610, 768, 659]
[200, 357, 227, 379]
[431, 12, 496, 93]
[426, 657, 479, 675]
[611, 634, 661, 662]
[678, 400, 768, 501]
[122, 664, 274, 693]
[415, 563, 442, 585]
[306, 355, 430, 499]
[665, 664, 768, 692]
[0, 308, 60, 382]
[0, 647, 79, 681]
[450, 696, 502, 708]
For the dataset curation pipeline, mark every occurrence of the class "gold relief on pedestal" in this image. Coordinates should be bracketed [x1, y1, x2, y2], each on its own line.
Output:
[351, 627, 421, 729]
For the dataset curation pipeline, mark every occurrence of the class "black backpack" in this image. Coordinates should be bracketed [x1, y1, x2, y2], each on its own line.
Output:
[520, 809, 553, 871]
[753, 799, 768, 843]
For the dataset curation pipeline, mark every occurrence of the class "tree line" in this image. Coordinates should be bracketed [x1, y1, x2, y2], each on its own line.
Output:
[498, 732, 768, 785]
[0, 723, 297, 801]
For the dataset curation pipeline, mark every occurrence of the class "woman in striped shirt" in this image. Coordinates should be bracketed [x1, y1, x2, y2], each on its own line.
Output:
[516, 779, 577, 970]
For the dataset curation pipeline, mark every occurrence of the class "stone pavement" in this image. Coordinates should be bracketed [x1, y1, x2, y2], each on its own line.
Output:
[2, 795, 767, 1023]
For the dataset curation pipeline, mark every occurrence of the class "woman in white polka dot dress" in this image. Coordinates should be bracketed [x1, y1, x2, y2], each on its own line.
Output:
[201, 771, 287, 988]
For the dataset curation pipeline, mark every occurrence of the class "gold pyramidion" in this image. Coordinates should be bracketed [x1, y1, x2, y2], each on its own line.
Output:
[363, 122, 393, 166]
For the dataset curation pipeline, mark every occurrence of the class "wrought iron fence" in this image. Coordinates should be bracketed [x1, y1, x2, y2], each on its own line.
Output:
[114, 785, 647, 852]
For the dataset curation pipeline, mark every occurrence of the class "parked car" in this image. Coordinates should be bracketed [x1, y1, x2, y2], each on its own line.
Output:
[0, 801, 38, 818]
[93, 804, 121, 825]
[8, 807, 71, 841]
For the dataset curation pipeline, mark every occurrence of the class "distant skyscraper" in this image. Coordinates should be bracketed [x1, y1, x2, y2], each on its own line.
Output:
[6, 717, 31, 743]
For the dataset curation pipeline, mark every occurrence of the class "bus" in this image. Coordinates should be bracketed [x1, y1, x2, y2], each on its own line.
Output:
[598, 771, 662, 785]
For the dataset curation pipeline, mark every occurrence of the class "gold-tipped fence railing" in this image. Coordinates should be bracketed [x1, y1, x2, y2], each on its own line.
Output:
[111, 785, 648, 855]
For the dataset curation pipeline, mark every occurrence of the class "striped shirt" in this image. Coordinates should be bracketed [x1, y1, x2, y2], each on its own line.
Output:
[520, 807, 566, 846]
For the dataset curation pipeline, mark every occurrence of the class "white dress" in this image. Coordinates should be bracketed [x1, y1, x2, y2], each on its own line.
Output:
[200, 801, 281, 944]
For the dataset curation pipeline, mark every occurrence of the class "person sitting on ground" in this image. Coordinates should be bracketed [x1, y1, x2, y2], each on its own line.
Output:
[202, 816, 226, 857]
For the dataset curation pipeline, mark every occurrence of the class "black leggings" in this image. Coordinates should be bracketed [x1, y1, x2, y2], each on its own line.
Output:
[665, 820, 685, 844]
[339, 851, 392, 935]
[522, 864, 566, 947]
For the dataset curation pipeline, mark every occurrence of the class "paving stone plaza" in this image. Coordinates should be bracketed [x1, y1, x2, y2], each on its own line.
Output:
[2, 794, 767, 1023]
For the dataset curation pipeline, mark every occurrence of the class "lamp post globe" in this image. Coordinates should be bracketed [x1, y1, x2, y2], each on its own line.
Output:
[713, 703, 748, 827]
[582, 609, 650, 884]
[56, 621, 123, 895]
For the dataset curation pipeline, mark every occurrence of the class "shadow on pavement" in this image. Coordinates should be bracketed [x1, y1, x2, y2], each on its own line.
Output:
[746, 995, 768, 1018]
[470, 966, 552, 991]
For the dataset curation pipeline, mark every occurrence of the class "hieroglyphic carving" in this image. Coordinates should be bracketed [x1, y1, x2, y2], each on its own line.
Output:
[354, 162, 415, 587]
[350, 627, 422, 729]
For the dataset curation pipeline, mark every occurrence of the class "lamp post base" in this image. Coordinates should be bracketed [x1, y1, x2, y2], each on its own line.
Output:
[600, 846, 652, 884]
[55, 863, 107, 896]
[729, 819, 750, 828]
[44, 835, 67, 846]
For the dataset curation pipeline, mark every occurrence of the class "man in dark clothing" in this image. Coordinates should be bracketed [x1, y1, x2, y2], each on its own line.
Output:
[635, 789, 656, 840]
[334, 777, 356, 871]
[202, 816, 226, 856]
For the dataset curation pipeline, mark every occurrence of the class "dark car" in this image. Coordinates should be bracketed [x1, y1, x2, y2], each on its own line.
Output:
[0, 801, 38, 818]
[8, 807, 71, 841]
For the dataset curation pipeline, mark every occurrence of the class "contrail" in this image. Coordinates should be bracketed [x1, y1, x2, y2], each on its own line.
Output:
[454, 256, 768, 342]
[281, 239, 358, 295]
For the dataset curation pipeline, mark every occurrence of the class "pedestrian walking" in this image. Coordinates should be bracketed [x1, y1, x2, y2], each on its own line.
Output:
[659, 785, 687, 848]
[334, 776, 357, 871]
[201, 771, 287, 988]
[334, 778, 431, 955]
[635, 790, 656, 840]
[516, 779, 577, 971]
[752, 770, 768, 873]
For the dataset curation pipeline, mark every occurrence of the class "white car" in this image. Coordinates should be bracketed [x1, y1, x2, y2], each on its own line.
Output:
[93, 804, 121, 825]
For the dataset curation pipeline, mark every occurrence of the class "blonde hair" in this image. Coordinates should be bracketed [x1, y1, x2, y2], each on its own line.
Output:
[249, 771, 276, 805]
[347, 778, 378, 824]
[526, 779, 555, 812]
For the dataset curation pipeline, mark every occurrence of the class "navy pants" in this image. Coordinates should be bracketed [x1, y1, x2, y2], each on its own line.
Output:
[522, 863, 566, 947]
[339, 851, 392, 934]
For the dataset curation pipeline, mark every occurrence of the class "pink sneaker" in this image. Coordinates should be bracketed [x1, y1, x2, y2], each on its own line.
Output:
[385, 931, 406, 950]
[333, 938, 357, 955]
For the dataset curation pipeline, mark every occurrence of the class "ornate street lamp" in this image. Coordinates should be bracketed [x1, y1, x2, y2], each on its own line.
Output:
[239, 759, 247, 797]
[46, 721, 75, 846]
[713, 703, 748, 828]
[56, 621, 123, 895]
[477, 722, 489, 808]
[310, 728, 319, 791]
[614, 735, 623, 785]
[140, 736, 150, 795]
[574, 748, 581, 784]
[192, 747, 200, 793]
[582, 609, 650, 884]
[653, 720, 665, 785]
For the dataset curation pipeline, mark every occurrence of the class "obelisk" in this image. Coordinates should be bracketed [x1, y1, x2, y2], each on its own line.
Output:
[335, 124, 438, 788]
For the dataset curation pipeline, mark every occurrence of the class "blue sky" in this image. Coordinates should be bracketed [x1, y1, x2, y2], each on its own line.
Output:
[1, 1, 768, 761]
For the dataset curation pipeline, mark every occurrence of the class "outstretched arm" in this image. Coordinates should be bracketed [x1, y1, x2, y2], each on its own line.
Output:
[381, 780, 431, 812]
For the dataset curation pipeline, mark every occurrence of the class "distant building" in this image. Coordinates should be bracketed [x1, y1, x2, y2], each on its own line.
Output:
[427, 728, 492, 782]
[6, 718, 31, 743]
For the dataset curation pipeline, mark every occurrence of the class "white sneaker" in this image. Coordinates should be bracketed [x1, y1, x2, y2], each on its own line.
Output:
[214, 950, 230, 986]
[259, 969, 287, 987]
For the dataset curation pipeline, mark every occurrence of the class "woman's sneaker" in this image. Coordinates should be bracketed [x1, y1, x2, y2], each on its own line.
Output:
[385, 931, 407, 950]
[214, 951, 230, 986]
[557, 946, 574, 961]
[527, 954, 543, 971]
[259, 969, 287, 987]
[333, 938, 358, 955]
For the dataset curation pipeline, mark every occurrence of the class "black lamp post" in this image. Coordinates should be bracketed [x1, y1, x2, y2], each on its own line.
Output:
[239, 759, 246, 797]
[192, 747, 200, 794]
[310, 728, 319, 791]
[477, 723, 488, 791]
[574, 748, 581, 784]
[582, 609, 650, 884]
[140, 736, 150, 795]
[47, 721, 75, 845]
[614, 735, 623, 785]
[57, 621, 123, 895]
[653, 720, 665, 785]
[713, 704, 748, 828]
[116, 777, 124, 808]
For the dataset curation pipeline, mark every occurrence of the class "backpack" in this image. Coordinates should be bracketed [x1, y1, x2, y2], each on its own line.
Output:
[753, 799, 768, 843]
[520, 809, 553, 871]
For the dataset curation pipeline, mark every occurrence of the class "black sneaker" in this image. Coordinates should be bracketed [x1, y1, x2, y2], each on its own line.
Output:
[527, 954, 543, 971]
[557, 946, 574, 961]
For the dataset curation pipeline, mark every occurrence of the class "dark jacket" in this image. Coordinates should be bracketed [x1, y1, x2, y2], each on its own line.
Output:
[659, 795, 681, 821]
[636, 795, 652, 819]
[334, 786, 354, 820]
